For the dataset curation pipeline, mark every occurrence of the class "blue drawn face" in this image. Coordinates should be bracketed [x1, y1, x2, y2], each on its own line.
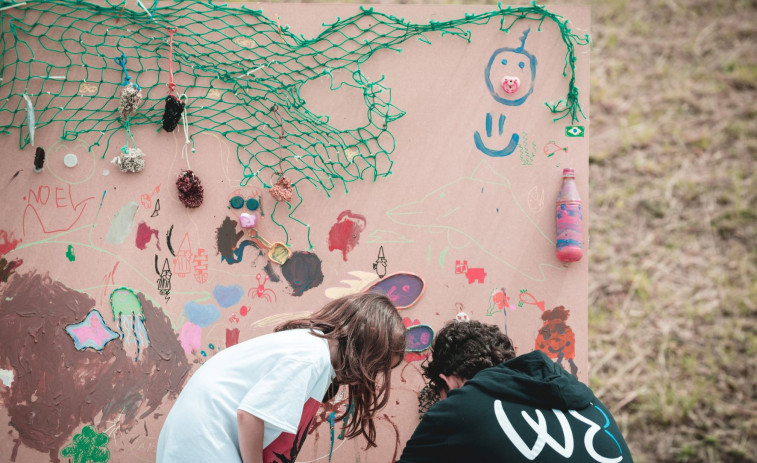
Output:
[484, 30, 538, 106]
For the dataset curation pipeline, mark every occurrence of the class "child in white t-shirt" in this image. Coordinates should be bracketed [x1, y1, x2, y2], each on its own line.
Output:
[156, 292, 406, 463]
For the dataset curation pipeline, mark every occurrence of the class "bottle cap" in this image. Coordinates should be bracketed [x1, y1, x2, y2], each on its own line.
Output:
[562, 168, 575, 177]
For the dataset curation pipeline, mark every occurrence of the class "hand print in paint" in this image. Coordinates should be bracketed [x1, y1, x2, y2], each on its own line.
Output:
[328, 210, 366, 261]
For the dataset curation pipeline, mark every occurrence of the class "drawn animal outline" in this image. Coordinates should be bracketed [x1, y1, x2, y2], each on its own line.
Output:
[386, 160, 564, 282]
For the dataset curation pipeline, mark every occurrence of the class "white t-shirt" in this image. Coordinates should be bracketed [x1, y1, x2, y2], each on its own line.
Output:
[156, 329, 335, 463]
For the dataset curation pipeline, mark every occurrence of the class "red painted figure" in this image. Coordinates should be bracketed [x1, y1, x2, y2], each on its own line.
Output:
[534, 305, 578, 376]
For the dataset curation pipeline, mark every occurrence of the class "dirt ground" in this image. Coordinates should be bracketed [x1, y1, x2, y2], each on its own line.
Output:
[247, 0, 757, 461]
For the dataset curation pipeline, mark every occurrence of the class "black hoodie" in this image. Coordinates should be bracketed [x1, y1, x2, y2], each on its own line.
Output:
[397, 351, 633, 463]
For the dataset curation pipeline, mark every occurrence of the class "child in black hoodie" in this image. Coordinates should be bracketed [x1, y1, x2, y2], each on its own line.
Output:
[397, 320, 633, 463]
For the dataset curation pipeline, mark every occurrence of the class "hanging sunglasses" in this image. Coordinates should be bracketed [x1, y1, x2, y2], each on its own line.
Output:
[229, 195, 260, 211]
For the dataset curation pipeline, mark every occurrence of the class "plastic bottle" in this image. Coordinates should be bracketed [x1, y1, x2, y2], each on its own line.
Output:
[555, 168, 583, 262]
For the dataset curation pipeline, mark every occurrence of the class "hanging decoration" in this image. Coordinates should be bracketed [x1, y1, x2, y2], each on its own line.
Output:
[114, 53, 142, 120]
[176, 169, 204, 208]
[33, 147, 45, 173]
[21, 93, 36, 146]
[111, 118, 145, 173]
[269, 176, 294, 203]
[161, 27, 185, 132]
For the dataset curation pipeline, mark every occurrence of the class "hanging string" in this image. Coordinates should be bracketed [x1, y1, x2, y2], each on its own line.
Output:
[115, 53, 142, 120]
[162, 26, 185, 132]
[21, 93, 35, 146]
[180, 94, 194, 170]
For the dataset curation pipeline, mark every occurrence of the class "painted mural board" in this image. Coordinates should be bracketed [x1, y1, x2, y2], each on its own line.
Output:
[0, 2, 590, 462]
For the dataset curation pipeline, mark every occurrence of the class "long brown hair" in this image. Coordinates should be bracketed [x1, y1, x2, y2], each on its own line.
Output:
[275, 292, 406, 447]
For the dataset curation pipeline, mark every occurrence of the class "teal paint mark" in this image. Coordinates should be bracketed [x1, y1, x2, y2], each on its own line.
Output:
[439, 246, 449, 268]
[66, 244, 75, 262]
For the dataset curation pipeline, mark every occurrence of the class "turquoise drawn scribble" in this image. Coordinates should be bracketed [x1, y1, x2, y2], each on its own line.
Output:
[386, 160, 563, 282]
[60, 425, 110, 463]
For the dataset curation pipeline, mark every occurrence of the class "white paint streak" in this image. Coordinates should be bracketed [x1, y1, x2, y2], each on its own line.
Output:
[0, 369, 14, 387]
[105, 201, 139, 244]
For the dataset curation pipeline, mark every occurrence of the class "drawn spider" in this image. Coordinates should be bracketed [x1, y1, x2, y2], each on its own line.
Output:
[248, 273, 276, 303]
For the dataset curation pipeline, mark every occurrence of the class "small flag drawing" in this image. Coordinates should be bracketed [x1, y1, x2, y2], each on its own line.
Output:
[565, 126, 585, 137]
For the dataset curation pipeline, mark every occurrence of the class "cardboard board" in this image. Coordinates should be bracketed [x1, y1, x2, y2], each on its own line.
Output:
[0, 2, 590, 461]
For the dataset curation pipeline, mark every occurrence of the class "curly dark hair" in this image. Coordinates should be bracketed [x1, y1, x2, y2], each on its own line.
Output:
[423, 320, 516, 393]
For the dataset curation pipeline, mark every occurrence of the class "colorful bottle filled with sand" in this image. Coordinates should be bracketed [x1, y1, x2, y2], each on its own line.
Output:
[555, 168, 583, 262]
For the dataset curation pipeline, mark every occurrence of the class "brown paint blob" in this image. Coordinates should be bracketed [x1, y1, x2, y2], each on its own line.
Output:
[0, 272, 190, 462]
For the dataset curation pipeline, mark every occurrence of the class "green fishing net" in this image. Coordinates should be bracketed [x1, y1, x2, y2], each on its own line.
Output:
[0, 0, 588, 243]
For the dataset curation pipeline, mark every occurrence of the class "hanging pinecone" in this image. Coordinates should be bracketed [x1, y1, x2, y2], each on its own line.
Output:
[176, 170, 203, 208]
[118, 83, 142, 120]
[111, 146, 145, 173]
[162, 94, 185, 132]
[269, 176, 294, 202]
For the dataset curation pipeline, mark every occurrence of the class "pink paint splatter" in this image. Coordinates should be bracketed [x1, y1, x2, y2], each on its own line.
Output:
[179, 321, 202, 355]
[135, 222, 160, 251]
[0, 230, 21, 255]
[327, 210, 366, 261]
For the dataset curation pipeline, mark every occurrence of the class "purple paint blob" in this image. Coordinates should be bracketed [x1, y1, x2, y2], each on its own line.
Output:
[282, 251, 324, 297]
[364, 272, 425, 309]
[405, 324, 434, 352]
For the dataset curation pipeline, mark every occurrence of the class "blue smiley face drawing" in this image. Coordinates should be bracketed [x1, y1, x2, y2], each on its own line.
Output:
[484, 29, 537, 106]
[474, 29, 537, 158]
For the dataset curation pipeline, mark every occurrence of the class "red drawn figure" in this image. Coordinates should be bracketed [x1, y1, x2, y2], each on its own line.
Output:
[454, 260, 487, 284]
[140, 184, 160, 209]
[22, 184, 95, 235]
[248, 273, 276, 303]
[193, 248, 209, 284]
[173, 233, 192, 277]
[402, 318, 431, 363]
[486, 287, 515, 316]
[535, 305, 578, 376]
[518, 289, 545, 311]
[327, 210, 367, 261]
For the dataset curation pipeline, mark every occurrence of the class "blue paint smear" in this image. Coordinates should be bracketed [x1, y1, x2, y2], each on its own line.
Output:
[213, 284, 245, 308]
[221, 239, 257, 264]
[474, 131, 520, 157]
[184, 301, 220, 327]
